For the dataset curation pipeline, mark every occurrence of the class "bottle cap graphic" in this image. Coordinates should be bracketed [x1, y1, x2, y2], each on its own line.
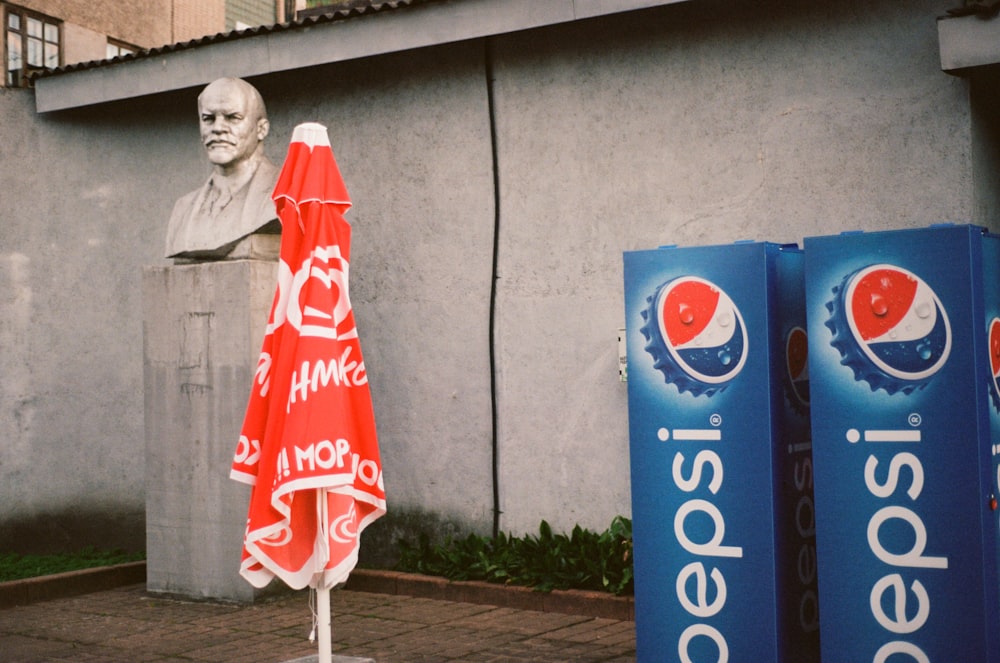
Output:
[785, 326, 810, 411]
[640, 276, 747, 397]
[989, 317, 1000, 413]
[825, 264, 951, 395]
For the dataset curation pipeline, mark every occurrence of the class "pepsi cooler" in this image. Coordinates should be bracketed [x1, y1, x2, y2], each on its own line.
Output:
[805, 224, 1000, 662]
[624, 241, 819, 662]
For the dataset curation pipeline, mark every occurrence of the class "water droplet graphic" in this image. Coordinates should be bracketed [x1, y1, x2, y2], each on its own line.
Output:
[678, 303, 694, 325]
[917, 342, 932, 361]
[915, 301, 931, 319]
[718, 350, 732, 366]
[717, 311, 732, 327]
[871, 293, 888, 317]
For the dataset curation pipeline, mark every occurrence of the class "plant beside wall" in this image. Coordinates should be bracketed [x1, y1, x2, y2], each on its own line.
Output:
[0, 548, 146, 582]
[395, 516, 633, 595]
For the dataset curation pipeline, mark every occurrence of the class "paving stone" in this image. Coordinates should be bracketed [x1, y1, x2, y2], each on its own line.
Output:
[0, 583, 635, 662]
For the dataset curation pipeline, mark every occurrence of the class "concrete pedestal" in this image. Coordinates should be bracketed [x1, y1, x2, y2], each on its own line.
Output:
[142, 259, 277, 602]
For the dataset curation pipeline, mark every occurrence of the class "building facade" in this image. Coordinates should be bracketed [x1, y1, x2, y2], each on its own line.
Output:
[3, 0, 278, 87]
[2, 0, 998, 561]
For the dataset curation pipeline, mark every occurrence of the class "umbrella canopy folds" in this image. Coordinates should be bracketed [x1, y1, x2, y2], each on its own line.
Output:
[231, 122, 385, 591]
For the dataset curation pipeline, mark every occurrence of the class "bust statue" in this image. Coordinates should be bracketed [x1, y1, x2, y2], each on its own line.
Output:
[165, 77, 280, 260]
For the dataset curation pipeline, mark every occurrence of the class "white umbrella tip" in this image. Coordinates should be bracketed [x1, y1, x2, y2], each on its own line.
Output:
[292, 122, 331, 149]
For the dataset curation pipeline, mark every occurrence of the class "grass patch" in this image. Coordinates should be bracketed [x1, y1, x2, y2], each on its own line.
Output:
[394, 516, 633, 595]
[0, 548, 145, 582]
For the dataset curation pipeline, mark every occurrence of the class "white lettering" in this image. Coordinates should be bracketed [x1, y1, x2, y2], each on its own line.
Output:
[286, 346, 368, 412]
[870, 574, 930, 635]
[314, 439, 336, 470]
[358, 459, 380, 486]
[254, 352, 272, 397]
[678, 623, 729, 663]
[799, 590, 819, 633]
[674, 499, 743, 558]
[272, 448, 289, 485]
[290, 440, 382, 487]
[233, 435, 261, 466]
[676, 562, 726, 618]
[668, 427, 738, 659]
[868, 505, 948, 569]
[285, 246, 353, 339]
[791, 452, 819, 637]
[865, 453, 924, 501]
[794, 456, 813, 491]
[861, 442, 943, 656]
[873, 641, 930, 663]
[672, 450, 723, 494]
[335, 438, 351, 468]
[798, 543, 817, 585]
[795, 494, 816, 538]
[295, 443, 315, 472]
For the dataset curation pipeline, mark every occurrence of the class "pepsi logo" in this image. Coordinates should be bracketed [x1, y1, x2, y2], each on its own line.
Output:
[648, 276, 748, 393]
[786, 326, 810, 408]
[989, 317, 1000, 412]
[843, 264, 951, 384]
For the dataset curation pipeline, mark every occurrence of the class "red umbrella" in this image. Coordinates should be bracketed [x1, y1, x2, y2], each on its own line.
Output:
[231, 122, 385, 661]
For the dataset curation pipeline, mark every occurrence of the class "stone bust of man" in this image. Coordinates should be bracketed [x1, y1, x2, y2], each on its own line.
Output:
[164, 77, 280, 260]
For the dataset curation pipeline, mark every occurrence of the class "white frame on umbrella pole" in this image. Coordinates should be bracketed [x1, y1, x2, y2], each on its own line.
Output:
[317, 586, 332, 662]
[317, 488, 332, 663]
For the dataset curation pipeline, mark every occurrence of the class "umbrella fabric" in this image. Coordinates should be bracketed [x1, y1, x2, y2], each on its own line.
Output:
[231, 122, 385, 590]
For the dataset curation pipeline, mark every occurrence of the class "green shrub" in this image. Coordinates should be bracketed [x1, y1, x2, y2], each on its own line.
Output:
[394, 516, 633, 595]
[0, 547, 145, 582]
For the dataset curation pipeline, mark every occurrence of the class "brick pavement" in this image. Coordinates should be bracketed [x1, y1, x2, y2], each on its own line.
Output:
[0, 584, 636, 662]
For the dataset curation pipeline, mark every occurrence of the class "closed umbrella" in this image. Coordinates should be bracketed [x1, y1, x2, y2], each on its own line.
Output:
[231, 122, 385, 662]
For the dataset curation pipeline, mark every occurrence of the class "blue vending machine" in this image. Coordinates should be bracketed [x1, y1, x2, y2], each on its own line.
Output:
[804, 224, 1000, 662]
[624, 241, 819, 662]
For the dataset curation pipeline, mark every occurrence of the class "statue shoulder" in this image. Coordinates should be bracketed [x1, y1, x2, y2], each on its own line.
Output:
[247, 158, 281, 224]
[169, 185, 204, 221]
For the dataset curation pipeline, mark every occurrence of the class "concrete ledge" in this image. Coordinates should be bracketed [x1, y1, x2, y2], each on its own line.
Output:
[939, 13, 1000, 74]
[0, 561, 146, 609]
[343, 569, 634, 621]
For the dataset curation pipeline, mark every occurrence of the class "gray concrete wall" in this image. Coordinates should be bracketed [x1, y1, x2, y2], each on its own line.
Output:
[0, 0, 984, 556]
[0, 86, 196, 552]
[488, 0, 977, 535]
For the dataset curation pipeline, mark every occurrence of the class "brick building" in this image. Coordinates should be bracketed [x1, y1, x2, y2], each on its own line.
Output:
[2, 0, 279, 87]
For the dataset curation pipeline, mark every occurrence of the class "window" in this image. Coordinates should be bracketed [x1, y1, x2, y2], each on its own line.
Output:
[106, 38, 137, 60]
[5, 4, 60, 87]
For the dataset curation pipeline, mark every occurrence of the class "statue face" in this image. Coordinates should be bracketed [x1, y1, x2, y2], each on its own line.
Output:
[198, 80, 267, 169]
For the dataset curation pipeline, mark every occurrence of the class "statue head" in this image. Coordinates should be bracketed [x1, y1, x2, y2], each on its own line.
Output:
[164, 77, 280, 261]
[197, 77, 270, 173]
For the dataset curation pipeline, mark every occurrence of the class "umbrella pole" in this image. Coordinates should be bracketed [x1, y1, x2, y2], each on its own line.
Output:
[317, 586, 332, 663]
[317, 488, 332, 663]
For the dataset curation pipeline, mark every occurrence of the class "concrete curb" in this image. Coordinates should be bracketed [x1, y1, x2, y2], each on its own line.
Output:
[0, 563, 634, 621]
[0, 561, 147, 609]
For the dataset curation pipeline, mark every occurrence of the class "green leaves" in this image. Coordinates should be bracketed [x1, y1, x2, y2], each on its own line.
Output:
[0, 547, 146, 582]
[395, 516, 633, 595]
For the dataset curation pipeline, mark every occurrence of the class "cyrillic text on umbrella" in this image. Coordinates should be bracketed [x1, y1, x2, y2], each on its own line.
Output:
[287, 346, 367, 412]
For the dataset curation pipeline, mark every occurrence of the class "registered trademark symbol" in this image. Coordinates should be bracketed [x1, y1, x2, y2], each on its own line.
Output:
[709, 413, 722, 427]
[908, 413, 921, 427]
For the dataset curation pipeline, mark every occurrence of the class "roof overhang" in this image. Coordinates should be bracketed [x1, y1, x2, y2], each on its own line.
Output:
[938, 12, 1000, 75]
[34, 0, 689, 113]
